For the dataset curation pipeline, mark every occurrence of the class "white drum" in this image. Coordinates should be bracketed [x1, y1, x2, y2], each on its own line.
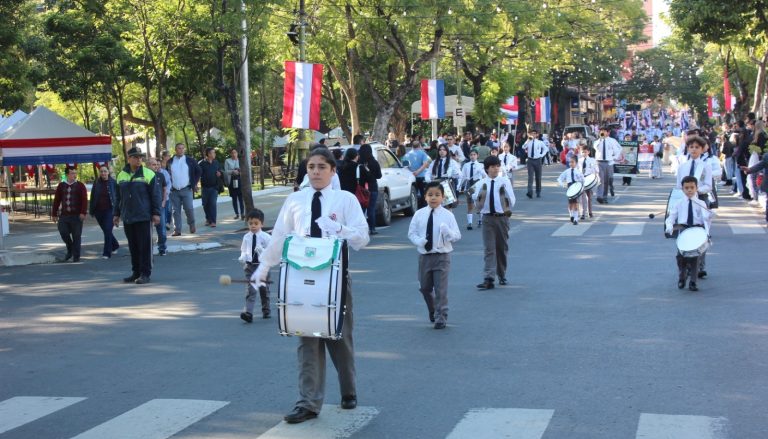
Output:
[566, 181, 584, 201]
[676, 226, 709, 258]
[438, 178, 458, 208]
[278, 235, 346, 339]
[583, 173, 599, 191]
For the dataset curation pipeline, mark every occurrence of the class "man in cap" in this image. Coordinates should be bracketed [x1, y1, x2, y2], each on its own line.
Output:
[114, 147, 161, 284]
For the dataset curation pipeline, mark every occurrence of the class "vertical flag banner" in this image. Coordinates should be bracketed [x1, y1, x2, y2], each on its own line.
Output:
[707, 96, 720, 118]
[500, 96, 519, 123]
[642, 109, 652, 128]
[723, 67, 732, 112]
[728, 95, 737, 111]
[282, 61, 323, 130]
[534, 96, 551, 123]
[421, 79, 445, 120]
[680, 110, 690, 131]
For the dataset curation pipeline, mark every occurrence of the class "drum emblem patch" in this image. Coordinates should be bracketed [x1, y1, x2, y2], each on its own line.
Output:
[305, 247, 317, 258]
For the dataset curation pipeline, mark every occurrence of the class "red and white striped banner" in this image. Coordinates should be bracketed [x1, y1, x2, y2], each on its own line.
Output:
[282, 61, 323, 130]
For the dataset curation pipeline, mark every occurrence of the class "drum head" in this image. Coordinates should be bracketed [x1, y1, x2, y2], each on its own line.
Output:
[566, 181, 584, 199]
[676, 227, 708, 252]
[583, 174, 598, 190]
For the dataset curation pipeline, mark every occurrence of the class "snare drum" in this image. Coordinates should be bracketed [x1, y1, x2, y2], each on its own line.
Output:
[676, 226, 709, 258]
[438, 178, 459, 208]
[583, 173, 599, 191]
[278, 235, 346, 339]
[566, 181, 584, 201]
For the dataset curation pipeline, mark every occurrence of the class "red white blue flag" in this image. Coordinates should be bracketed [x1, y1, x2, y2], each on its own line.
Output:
[421, 79, 445, 120]
[707, 96, 719, 118]
[282, 61, 323, 130]
[500, 96, 519, 122]
[534, 96, 551, 123]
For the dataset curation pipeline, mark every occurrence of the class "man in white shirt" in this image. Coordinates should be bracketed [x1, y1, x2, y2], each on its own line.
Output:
[593, 127, 623, 204]
[168, 143, 201, 235]
[446, 135, 465, 162]
[523, 129, 548, 198]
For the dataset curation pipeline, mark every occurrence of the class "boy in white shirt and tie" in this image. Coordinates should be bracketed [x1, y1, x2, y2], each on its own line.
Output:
[460, 149, 487, 230]
[408, 181, 462, 329]
[238, 208, 272, 321]
[665, 176, 712, 291]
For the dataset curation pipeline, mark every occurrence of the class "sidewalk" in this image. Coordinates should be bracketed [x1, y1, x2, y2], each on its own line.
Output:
[0, 185, 293, 267]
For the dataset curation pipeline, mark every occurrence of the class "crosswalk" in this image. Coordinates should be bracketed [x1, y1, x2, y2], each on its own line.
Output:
[548, 220, 765, 238]
[0, 396, 731, 438]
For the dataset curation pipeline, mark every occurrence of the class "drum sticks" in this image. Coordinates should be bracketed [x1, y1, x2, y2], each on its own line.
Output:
[218, 274, 273, 286]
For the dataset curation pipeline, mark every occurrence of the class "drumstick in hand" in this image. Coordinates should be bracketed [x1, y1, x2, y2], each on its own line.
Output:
[219, 275, 273, 286]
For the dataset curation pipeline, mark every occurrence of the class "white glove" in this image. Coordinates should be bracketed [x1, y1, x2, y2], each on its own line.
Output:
[250, 265, 268, 287]
[439, 223, 450, 235]
[315, 216, 342, 234]
[238, 254, 246, 263]
[665, 227, 672, 235]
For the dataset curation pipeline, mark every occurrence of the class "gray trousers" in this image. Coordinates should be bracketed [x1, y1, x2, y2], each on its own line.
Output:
[677, 252, 703, 282]
[580, 189, 593, 216]
[482, 214, 510, 280]
[244, 263, 269, 314]
[597, 161, 613, 198]
[527, 158, 542, 195]
[296, 285, 355, 413]
[419, 253, 451, 323]
[170, 187, 195, 233]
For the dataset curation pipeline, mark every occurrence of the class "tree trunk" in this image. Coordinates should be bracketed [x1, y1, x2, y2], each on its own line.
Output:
[182, 93, 206, 151]
[372, 103, 396, 142]
[751, 51, 768, 118]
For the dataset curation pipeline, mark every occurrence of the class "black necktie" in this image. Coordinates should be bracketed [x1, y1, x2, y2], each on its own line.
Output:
[503, 155, 507, 165]
[469, 162, 474, 180]
[602, 140, 606, 159]
[437, 159, 443, 178]
[310, 191, 322, 237]
[571, 168, 575, 182]
[425, 209, 434, 252]
[688, 161, 695, 177]
[582, 159, 587, 171]
[489, 179, 497, 214]
[251, 233, 259, 263]
[687, 199, 694, 226]
[529, 141, 534, 158]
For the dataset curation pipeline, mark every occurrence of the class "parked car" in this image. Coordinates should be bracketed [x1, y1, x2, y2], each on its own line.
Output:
[329, 143, 418, 226]
[563, 124, 597, 143]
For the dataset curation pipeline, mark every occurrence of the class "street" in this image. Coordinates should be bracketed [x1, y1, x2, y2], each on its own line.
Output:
[1, 166, 767, 439]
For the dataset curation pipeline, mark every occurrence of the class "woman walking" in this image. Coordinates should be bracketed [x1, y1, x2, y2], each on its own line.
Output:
[89, 166, 120, 259]
[358, 144, 382, 235]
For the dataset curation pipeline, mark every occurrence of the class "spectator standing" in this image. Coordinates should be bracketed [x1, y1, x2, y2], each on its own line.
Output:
[168, 143, 201, 236]
[404, 140, 432, 208]
[89, 166, 120, 259]
[224, 149, 245, 219]
[358, 144, 382, 235]
[338, 148, 362, 194]
[160, 150, 172, 230]
[52, 167, 87, 262]
[199, 147, 223, 227]
[148, 158, 170, 256]
[114, 148, 161, 284]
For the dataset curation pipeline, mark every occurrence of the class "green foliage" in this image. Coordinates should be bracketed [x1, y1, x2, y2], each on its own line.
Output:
[0, 0, 40, 111]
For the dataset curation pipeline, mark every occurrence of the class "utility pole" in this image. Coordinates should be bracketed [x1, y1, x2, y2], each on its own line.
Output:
[240, 0, 252, 192]
[431, 56, 438, 141]
[455, 39, 463, 136]
[297, 0, 307, 163]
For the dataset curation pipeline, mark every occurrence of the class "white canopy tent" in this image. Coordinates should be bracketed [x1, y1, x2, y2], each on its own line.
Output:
[0, 110, 29, 134]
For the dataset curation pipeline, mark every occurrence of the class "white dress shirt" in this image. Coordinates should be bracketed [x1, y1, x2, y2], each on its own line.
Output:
[238, 230, 272, 264]
[425, 157, 461, 182]
[593, 137, 623, 164]
[578, 156, 598, 176]
[557, 167, 585, 187]
[472, 175, 516, 214]
[257, 185, 370, 276]
[170, 155, 190, 189]
[523, 139, 548, 159]
[448, 144, 466, 162]
[665, 195, 713, 234]
[675, 157, 713, 194]
[407, 205, 461, 254]
[299, 173, 341, 190]
[459, 160, 488, 190]
[498, 152, 518, 175]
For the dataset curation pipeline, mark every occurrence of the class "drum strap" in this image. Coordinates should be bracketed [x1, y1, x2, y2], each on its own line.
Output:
[336, 241, 349, 336]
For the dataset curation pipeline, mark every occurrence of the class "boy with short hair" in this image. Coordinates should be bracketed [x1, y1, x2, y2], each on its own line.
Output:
[459, 149, 487, 230]
[665, 176, 712, 291]
[238, 208, 272, 321]
[557, 156, 584, 225]
[578, 144, 598, 219]
[408, 181, 461, 329]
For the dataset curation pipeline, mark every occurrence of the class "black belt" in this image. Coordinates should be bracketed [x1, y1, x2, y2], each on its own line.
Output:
[529, 157, 542, 160]
[171, 185, 191, 191]
[597, 160, 608, 163]
[483, 213, 506, 217]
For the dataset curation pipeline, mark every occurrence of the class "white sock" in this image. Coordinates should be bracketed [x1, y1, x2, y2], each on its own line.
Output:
[467, 213, 473, 224]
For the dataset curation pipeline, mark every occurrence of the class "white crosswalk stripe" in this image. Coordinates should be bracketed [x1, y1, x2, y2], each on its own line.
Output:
[727, 220, 766, 234]
[551, 222, 593, 237]
[636, 413, 728, 439]
[446, 408, 554, 439]
[611, 221, 646, 236]
[257, 405, 378, 439]
[0, 396, 86, 434]
[69, 398, 228, 439]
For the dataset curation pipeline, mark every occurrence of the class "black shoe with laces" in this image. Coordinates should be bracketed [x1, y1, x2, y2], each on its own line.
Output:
[134, 275, 150, 285]
[284, 406, 318, 423]
[341, 395, 357, 410]
[123, 273, 140, 283]
[240, 312, 253, 323]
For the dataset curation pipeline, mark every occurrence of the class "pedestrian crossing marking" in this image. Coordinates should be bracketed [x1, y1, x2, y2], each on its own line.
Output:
[0, 396, 86, 434]
[446, 408, 554, 439]
[69, 398, 228, 439]
[257, 405, 378, 439]
[727, 221, 766, 234]
[636, 413, 728, 439]
[611, 221, 646, 236]
[552, 222, 593, 237]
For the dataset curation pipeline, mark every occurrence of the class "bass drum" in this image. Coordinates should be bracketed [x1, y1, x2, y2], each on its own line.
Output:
[664, 188, 686, 238]
[583, 173, 599, 191]
[566, 181, 584, 201]
[676, 226, 710, 258]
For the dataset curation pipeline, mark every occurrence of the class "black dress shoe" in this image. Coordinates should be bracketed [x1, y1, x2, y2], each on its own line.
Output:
[341, 395, 357, 410]
[63, 252, 72, 262]
[72, 256, 80, 262]
[240, 312, 253, 323]
[429, 311, 435, 323]
[536, 193, 541, 198]
[697, 270, 707, 279]
[123, 273, 140, 283]
[262, 311, 271, 319]
[134, 275, 150, 285]
[369, 230, 379, 235]
[476, 280, 494, 290]
[498, 278, 508, 285]
[678, 280, 686, 289]
[688, 282, 698, 292]
[434, 321, 446, 329]
[284, 406, 318, 423]
[526, 192, 533, 199]
[466, 224, 472, 230]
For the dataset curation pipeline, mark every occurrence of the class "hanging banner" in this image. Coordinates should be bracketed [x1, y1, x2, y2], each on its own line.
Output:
[282, 61, 323, 130]
[534, 96, 551, 123]
[421, 79, 445, 120]
[614, 140, 639, 176]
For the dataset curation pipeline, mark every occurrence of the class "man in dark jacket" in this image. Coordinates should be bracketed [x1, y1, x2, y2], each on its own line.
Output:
[114, 148, 161, 285]
[52, 167, 88, 262]
[167, 143, 201, 236]
[199, 147, 222, 227]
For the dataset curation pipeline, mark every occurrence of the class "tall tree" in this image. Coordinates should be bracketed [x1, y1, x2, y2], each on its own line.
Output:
[0, 0, 39, 112]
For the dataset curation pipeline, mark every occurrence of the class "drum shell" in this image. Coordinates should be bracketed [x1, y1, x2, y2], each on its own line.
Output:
[583, 173, 599, 191]
[675, 226, 709, 258]
[566, 181, 584, 201]
[437, 178, 459, 208]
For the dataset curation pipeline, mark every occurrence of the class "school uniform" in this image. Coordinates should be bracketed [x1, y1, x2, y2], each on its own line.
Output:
[425, 157, 461, 182]
[675, 157, 713, 199]
[238, 229, 272, 319]
[252, 184, 369, 417]
[407, 205, 461, 327]
[651, 141, 663, 178]
[523, 138, 549, 197]
[472, 175, 516, 287]
[578, 155, 599, 218]
[498, 152, 518, 184]
[557, 167, 585, 223]
[460, 160, 488, 228]
[665, 195, 712, 288]
[593, 136, 622, 201]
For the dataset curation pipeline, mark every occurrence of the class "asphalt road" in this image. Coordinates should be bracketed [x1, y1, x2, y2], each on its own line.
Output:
[1, 165, 767, 439]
